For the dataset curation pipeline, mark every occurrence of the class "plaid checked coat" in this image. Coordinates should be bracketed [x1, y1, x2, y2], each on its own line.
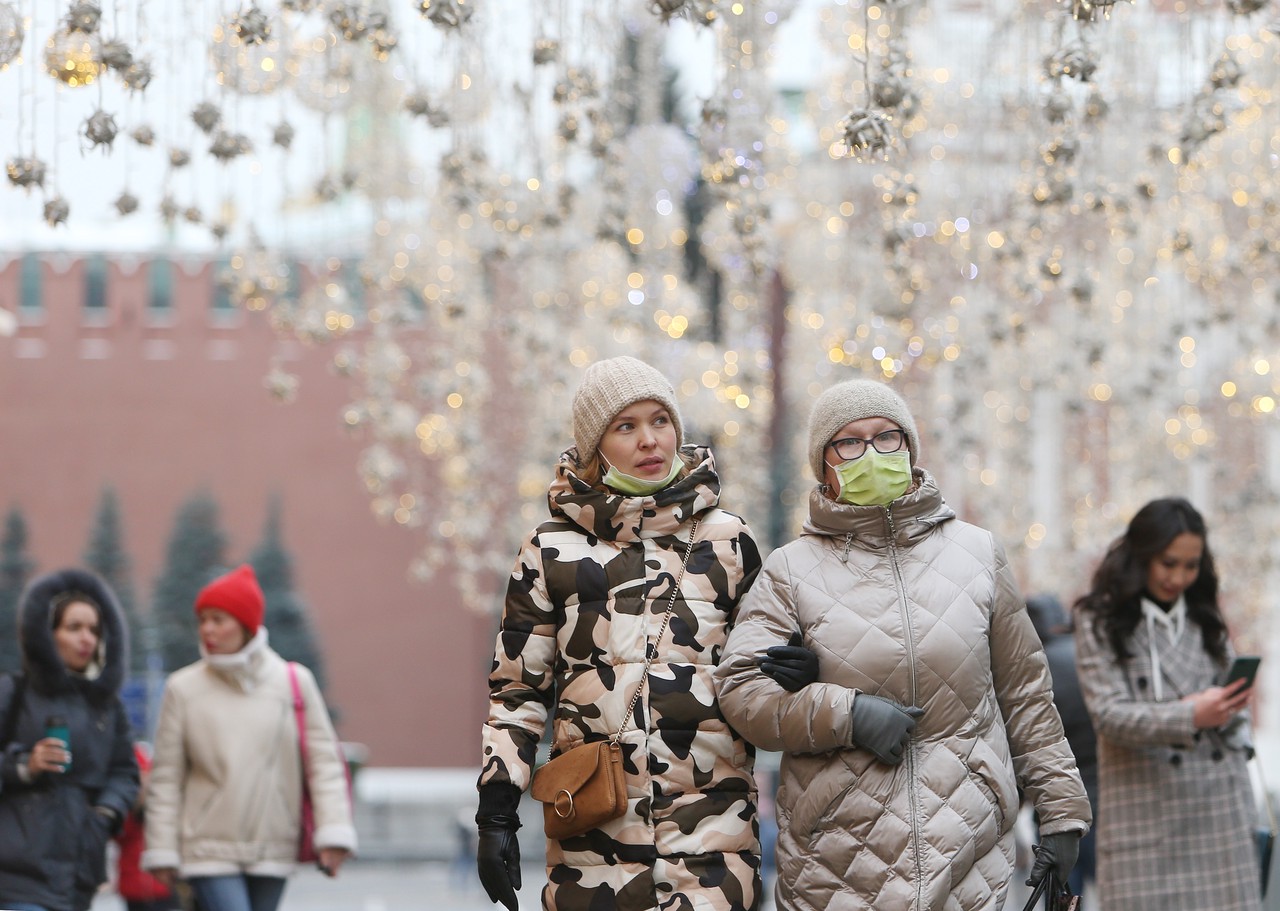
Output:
[1075, 611, 1262, 911]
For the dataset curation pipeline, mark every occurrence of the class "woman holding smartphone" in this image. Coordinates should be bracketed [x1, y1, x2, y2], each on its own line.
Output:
[1074, 497, 1261, 911]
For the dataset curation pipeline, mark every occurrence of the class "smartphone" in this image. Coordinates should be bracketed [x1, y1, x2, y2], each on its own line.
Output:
[1222, 655, 1261, 690]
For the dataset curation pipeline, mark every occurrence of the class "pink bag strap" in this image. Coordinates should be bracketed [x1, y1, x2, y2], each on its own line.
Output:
[287, 662, 311, 798]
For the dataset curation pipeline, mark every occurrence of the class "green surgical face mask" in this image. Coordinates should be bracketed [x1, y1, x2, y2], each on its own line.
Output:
[827, 449, 911, 507]
[602, 454, 682, 496]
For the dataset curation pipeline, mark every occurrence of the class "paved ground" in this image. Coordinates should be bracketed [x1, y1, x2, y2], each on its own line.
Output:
[91, 862, 780, 911]
[90, 861, 1070, 911]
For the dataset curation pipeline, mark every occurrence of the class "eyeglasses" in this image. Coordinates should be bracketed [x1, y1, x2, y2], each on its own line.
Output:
[827, 428, 906, 462]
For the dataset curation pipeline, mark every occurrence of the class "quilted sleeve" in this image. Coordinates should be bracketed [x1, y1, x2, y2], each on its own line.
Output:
[479, 527, 559, 793]
[714, 548, 855, 754]
[1073, 612, 1198, 748]
[987, 536, 1092, 835]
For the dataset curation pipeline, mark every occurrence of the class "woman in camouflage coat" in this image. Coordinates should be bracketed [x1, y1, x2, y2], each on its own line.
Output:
[477, 356, 765, 911]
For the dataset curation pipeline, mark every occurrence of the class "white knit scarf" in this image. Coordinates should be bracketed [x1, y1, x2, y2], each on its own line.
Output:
[1140, 595, 1186, 702]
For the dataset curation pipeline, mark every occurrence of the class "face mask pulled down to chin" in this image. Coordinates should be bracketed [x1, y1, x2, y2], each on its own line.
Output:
[828, 449, 911, 507]
[602, 454, 682, 496]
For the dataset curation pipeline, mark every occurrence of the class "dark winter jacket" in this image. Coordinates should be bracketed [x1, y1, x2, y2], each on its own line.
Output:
[0, 568, 140, 911]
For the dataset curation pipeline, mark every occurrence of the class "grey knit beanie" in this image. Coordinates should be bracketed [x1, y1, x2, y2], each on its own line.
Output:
[572, 356, 684, 459]
[807, 379, 920, 480]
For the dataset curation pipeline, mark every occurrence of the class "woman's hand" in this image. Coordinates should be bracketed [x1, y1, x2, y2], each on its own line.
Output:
[1183, 677, 1252, 729]
[26, 736, 71, 776]
[151, 868, 177, 888]
[317, 847, 350, 878]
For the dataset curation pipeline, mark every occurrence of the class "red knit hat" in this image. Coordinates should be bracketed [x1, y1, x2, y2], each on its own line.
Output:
[194, 564, 265, 634]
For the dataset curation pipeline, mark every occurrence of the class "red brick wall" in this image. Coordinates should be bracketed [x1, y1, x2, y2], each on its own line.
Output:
[0, 253, 494, 768]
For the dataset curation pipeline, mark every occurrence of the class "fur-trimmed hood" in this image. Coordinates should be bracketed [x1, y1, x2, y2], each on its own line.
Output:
[18, 567, 129, 702]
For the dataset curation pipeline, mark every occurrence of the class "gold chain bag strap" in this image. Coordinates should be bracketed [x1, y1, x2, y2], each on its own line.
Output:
[531, 519, 699, 840]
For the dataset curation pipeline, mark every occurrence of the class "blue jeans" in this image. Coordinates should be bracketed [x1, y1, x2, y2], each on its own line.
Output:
[188, 874, 287, 911]
[3, 903, 51, 911]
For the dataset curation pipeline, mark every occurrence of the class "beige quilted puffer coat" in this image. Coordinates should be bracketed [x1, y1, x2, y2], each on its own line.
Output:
[715, 470, 1091, 911]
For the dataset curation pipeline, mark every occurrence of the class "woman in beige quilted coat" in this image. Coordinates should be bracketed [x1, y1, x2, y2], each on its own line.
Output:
[715, 378, 1092, 911]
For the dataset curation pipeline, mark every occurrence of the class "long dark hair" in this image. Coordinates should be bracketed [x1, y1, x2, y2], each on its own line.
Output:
[1074, 497, 1228, 666]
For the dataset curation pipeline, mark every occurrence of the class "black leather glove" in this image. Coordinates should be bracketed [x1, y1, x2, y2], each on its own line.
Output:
[850, 693, 924, 765]
[760, 631, 819, 692]
[1026, 831, 1081, 888]
[476, 782, 522, 911]
[477, 821, 521, 911]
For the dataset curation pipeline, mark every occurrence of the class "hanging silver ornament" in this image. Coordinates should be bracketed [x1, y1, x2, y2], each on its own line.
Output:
[169, 147, 191, 167]
[210, 221, 230, 241]
[159, 195, 178, 222]
[1040, 137, 1078, 166]
[839, 108, 896, 162]
[82, 109, 118, 150]
[418, 0, 473, 29]
[315, 174, 339, 201]
[559, 112, 579, 141]
[1067, 0, 1123, 23]
[209, 130, 252, 161]
[98, 37, 131, 70]
[7, 156, 46, 189]
[0, 3, 25, 70]
[64, 1, 102, 33]
[191, 101, 221, 134]
[1084, 88, 1109, 122]
[404, 91, 449, 127]
[44, 196, 70, 227]
[121, 57, 152, 92]
[329, 3, 368, 40]
[130, 125, 154, 145]
[1226, 0, 1268, 14]
[272, 121, 295, 149]
[114, 191, 138, 215]
[1045, 45, 1097, 82]
[233, 5, 271, 45]
[45, 27, 102, 86]
[532, 38, 558, 66]
[369, 25, 398, 60]
[684, 0, 720, 25]
[1209, 52, 1242, 90]
[1043, 89, 1072, 124]
[650, 0, 689, 23]
[184, 206, 203, 224]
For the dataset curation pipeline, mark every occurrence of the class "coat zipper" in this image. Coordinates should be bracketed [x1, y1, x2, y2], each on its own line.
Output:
[885, 507, 924, 909]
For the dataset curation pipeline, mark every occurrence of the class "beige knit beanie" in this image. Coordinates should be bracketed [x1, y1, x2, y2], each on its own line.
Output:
[572, 356, 684, 459]
[807, 379, 920, 480]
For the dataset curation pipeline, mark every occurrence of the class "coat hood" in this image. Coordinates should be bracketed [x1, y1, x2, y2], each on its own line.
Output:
[548, 444, 721, 542]
[802, 466, 955, 549]
[18, 567, 129, 702]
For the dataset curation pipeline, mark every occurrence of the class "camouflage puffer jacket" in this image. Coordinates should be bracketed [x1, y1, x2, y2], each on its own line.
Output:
[481, 446, 763, 911]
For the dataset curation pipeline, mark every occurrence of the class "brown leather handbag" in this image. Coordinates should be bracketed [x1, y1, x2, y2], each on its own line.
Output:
[530, 519, 699, 840]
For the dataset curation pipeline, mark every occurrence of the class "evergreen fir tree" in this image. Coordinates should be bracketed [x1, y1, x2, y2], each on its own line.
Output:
[250, 495, 326, 691]
[83, 486, 147, 674]
[0, 507, 35, 673]
[152, 491, 227, 672]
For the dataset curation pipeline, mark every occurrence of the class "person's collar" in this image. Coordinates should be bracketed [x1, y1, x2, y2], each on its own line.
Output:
[202, 627, 270, 684]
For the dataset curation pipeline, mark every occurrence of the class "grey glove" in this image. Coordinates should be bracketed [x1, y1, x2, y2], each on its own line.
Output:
[1026, 831, 1081, 888]
[850, 693, 924, 765]
[760, 631, 819, 692]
